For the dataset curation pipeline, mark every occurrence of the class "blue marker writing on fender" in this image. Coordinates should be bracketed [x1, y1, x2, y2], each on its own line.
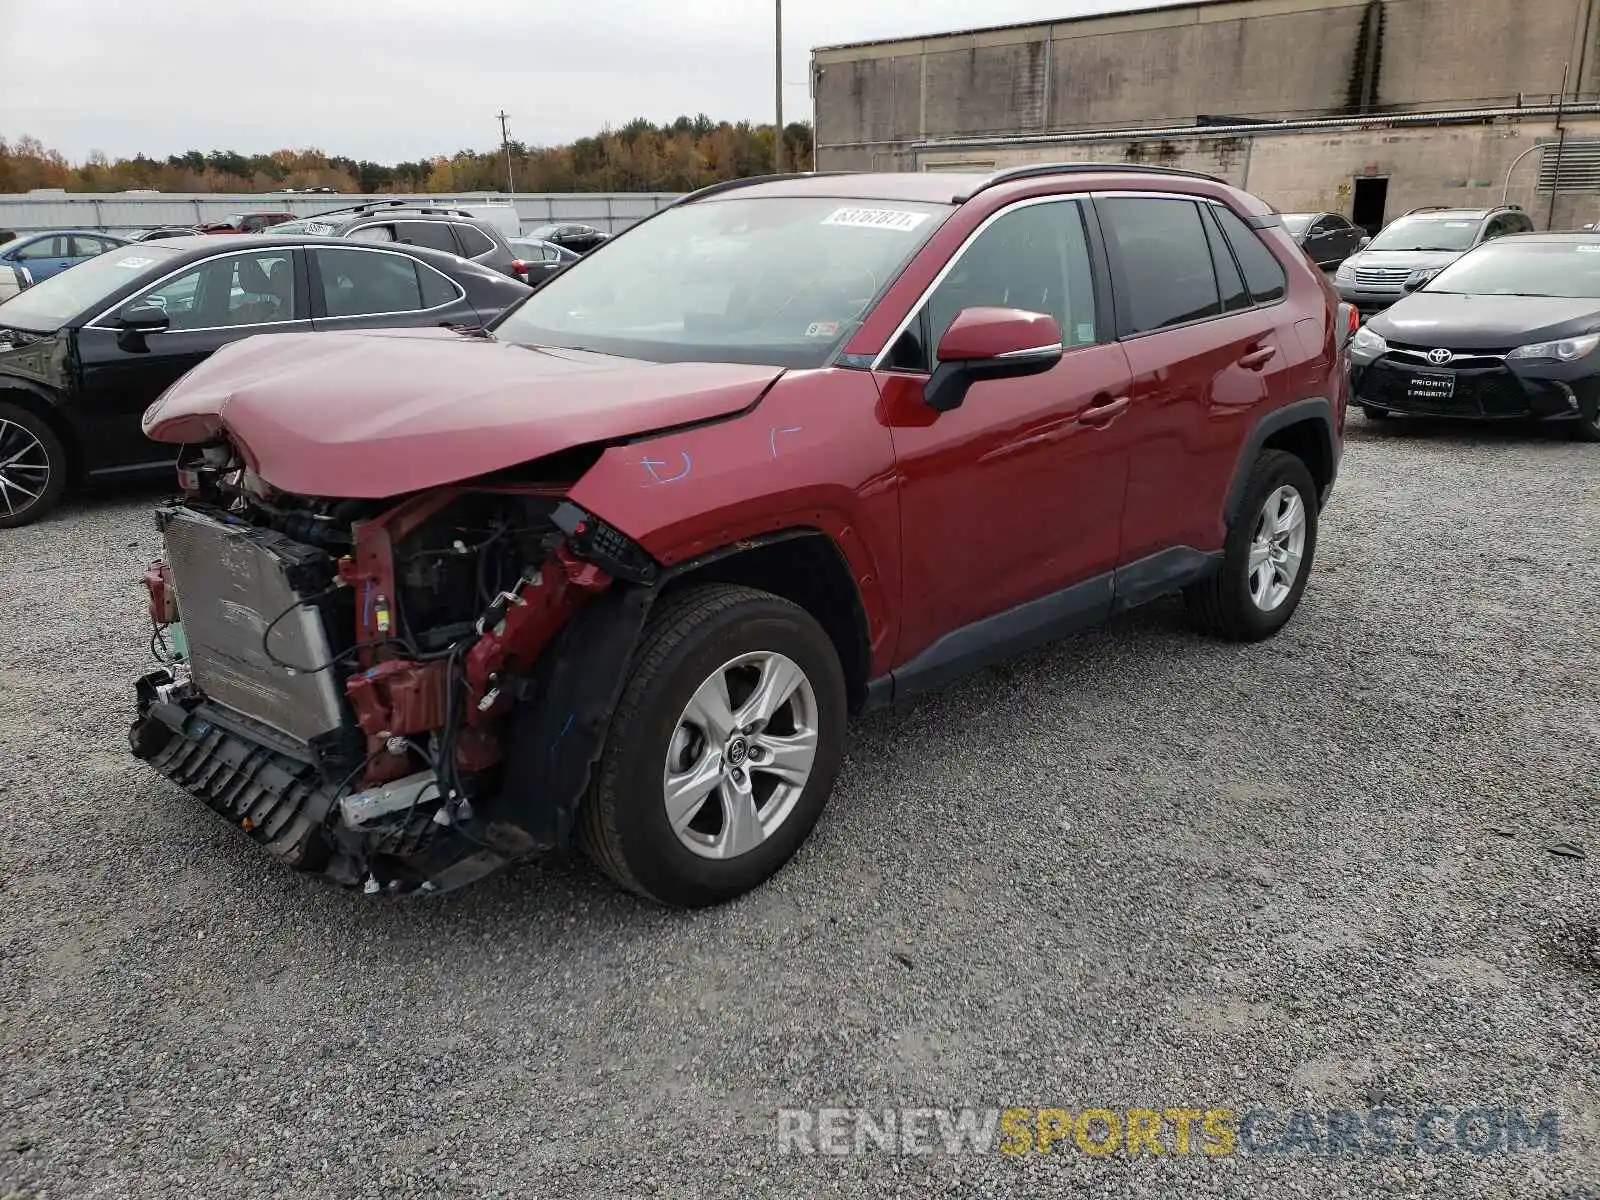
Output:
[640, 452, 693, 484]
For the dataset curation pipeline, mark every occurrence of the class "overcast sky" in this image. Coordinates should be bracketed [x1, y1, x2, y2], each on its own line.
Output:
[0, 0, 1187, 163]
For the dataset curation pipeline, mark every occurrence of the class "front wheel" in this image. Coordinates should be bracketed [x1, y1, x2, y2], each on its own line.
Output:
[579, 584, 847, 907]
[1360, 405, 1390, 420]
[1185, 449, 1319, 642]
[0, 402, 66, 528]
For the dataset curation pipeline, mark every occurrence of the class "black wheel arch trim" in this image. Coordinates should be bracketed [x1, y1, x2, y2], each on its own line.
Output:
[1223, 396, 1338, 527]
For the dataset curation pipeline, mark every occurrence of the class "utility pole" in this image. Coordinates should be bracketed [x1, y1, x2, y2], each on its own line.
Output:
[1548, 62, 1571, 229]
[774, 0, 784, 173]
[497, 110, 516, 195]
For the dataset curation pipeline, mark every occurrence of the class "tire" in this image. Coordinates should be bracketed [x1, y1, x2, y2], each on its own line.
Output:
[0, 401, 67, 529]
[1567, 398, 1600, 442]
[579, 583, 848, 907]
[1185, 449, 1319, 642]
[1360, 405, 1390, 420]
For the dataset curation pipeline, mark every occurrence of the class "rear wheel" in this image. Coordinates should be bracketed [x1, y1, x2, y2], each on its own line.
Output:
[0, 402, 66, 529]
[579, 584, 847, 907]
[1186, 450, 1318, 642]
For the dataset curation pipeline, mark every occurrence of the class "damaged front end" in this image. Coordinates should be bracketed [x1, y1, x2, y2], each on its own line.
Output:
[131, 444, 659, 895]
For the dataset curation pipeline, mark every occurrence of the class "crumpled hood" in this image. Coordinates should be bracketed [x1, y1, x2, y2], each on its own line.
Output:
[142, 329, 784, 498]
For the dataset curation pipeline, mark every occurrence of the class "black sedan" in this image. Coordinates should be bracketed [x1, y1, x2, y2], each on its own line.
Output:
[1347, 232, 1600, 439]
[525, 222, 610, 255]
[1281, 211, 1368, 269]
[506, 236, 580, 285]
[0, 235, 530, 526]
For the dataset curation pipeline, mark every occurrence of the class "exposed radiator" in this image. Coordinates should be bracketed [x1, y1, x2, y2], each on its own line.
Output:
[160, 506, 346, 745]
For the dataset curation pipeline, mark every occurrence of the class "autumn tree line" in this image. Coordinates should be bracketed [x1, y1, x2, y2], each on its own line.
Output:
[0, 117, 817, 195]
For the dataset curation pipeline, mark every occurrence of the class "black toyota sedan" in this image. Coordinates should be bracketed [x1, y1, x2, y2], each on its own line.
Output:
[0, 235, 530, 526]
[1347, 233, 1600, 440]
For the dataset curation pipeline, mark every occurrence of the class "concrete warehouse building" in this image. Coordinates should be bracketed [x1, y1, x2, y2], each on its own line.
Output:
[810, 0, 1600, 231]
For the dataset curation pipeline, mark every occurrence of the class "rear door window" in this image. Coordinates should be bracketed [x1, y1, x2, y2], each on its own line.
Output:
[417, 262, 462, 308]
[454, 224, 496, 257]
[396, 221, 459, 254]
[317, 247, 426, 316]
[1098, 196, 1222, 333]
[1212, 206, 1287, 304]
[348, 223, 397, 243]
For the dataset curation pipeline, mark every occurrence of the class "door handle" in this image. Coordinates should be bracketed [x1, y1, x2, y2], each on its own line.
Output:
[1078, 394, 1130, 426]
[1238, 345, 1277, 370]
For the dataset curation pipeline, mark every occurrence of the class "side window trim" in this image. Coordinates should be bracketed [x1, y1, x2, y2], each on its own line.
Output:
[87, 247, 309, 331]
[870, 195, 1106, 373]
[1199, 203, 1252, 313]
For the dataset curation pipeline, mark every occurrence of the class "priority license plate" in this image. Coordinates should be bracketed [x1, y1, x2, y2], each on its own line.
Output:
[1408, 373, 1455, 401]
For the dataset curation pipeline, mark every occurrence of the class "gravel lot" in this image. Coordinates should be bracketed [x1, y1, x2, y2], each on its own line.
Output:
[2, 414, 1597, 1199]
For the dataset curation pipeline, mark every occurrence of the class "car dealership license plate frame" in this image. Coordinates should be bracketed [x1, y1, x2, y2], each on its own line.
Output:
[1408, 373, 1456, 402]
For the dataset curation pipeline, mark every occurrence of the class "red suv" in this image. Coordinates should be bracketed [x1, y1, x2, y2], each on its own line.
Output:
[131, 165, 1348, 905]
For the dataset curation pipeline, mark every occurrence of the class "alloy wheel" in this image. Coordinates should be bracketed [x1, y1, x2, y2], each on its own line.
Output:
[0, 418, 49, 519]
[1247, 484, 1307, 612]
[662, 650, 819, 861]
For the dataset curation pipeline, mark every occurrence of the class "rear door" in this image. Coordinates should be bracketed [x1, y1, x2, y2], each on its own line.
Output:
[308, 245, 479, 330]
[1095, 194, 1289, 568]
[873, 196, 1134, 664]
[71, 247, 310, 472]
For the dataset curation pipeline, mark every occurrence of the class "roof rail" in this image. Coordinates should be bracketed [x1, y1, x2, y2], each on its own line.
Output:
[672, 171, 855, 206]
[954, 161, 1226, 202]
[1401, 205, 1454, 215]
[305, 199, 480, 221]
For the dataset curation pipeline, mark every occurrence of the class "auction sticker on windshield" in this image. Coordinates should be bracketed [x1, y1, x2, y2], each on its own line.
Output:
[822, 207, 931, 232]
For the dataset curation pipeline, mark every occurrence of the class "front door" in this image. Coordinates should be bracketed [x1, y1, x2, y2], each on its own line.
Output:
[71, 246, 310, 473]
[872, 196, 1134, 667]
[9, 235, 73, 281]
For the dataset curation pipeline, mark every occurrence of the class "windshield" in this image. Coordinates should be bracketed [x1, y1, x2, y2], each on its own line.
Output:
[1367, 215, 1482, 252]
[1281, 214, 1314, 236]
[491, 196, 952, 367]
[0, 245, 179, 331]
[1425, 240, 1600, 298]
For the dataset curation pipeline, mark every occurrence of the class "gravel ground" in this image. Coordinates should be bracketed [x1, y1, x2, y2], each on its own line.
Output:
[2, 414, 1597, 1199]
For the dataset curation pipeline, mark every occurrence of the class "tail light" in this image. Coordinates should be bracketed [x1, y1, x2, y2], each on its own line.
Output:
[511, 260, 528, 278]
[1337, 302, 1359, 349]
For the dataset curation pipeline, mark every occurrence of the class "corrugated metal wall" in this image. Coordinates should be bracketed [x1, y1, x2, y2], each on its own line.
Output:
[0, 192, 683, 235]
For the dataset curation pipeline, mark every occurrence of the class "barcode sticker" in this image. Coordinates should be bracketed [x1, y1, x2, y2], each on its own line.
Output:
[822, 207, 931, 232]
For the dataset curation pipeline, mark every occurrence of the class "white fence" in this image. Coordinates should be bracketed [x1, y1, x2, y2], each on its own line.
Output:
[0, 191, 684, 236]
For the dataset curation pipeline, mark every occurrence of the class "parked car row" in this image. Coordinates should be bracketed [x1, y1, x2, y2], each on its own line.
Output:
[0, 234, 530, 525]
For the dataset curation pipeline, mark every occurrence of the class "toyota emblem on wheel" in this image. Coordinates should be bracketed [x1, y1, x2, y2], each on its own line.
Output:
[1427, 347, 1453, 365]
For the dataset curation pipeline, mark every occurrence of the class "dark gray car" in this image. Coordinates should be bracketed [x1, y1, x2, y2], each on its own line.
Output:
[1334, 206, 1535, 316]
[1280, 211, 1366, 269]
[271, 203, 523, 280]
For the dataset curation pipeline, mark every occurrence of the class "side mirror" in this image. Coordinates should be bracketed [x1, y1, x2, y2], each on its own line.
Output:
[115, 303, 170, 351]
[924, 307, 1064, 413]
[1358, 236, 1373, 250]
